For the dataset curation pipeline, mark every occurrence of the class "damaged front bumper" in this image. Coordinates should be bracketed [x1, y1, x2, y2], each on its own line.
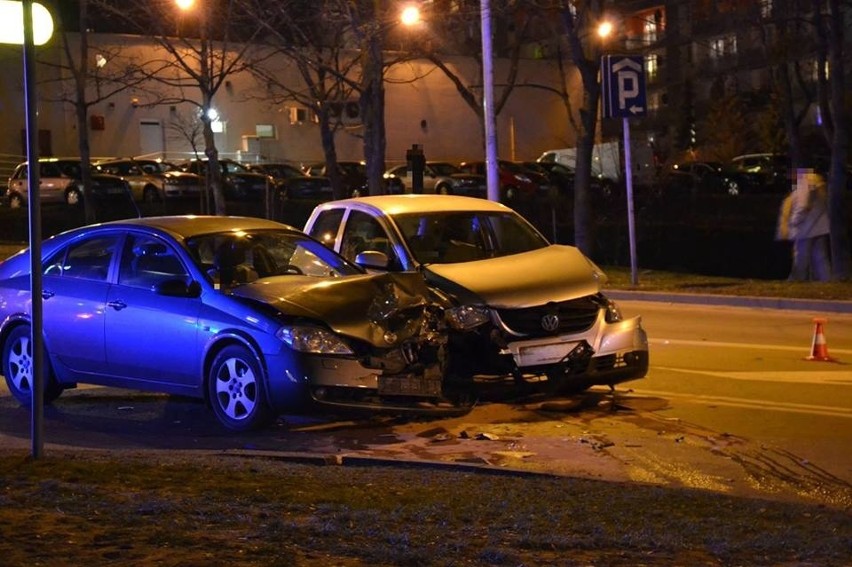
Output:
[500, 315, 649, 387]
[295, 354, 472, 416]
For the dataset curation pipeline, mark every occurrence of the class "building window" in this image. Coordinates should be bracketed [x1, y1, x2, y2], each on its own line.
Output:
[760, 0, 773, 18]
[709, 35, 737, 59]
[646, 54, 658, 80]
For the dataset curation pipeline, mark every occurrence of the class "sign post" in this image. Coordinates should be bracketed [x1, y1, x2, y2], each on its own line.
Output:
[2, 0, 54, 459]
[601, 55, 646, 286]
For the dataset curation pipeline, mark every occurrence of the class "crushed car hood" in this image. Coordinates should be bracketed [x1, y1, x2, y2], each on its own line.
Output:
[423, 245, 605, 308]
[230, 271, 442, 346]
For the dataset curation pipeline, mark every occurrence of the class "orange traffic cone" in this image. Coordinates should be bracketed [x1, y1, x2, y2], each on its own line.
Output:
[805, 318, 836, 362]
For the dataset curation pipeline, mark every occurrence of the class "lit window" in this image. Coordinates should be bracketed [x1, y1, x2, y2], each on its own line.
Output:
[646, 54, 658, 79]
[760, 0, 772, 18]
[709, 35, 737, 59]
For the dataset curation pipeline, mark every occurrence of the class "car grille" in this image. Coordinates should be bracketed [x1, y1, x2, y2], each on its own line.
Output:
[496, 296, 600, 336]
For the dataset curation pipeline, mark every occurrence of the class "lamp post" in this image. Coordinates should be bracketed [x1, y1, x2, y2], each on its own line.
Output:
[1, 0, 55, 459]
[481, 0, 499, 202]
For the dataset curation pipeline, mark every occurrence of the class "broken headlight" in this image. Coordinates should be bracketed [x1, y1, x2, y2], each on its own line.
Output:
[277, 325, 354, 355]
[445, 305, 490, 330]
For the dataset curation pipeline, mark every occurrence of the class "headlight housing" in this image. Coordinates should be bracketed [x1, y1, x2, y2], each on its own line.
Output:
[604, 299, 623, 323]
[446, 305, 490, 330]
[277, 325, 354, 354]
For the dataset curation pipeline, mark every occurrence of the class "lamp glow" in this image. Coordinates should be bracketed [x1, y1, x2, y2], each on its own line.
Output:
[0, 1, 54, 46]
[400, 5, 421, 27]
[597, 21, 613, 39]
[175, 0, 195, 10]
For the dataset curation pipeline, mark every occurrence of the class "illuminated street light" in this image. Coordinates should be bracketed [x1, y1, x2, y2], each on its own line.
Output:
[0, 0, 53, 45]
[597, 21, 613, 39]
[400, 5, 421, 27]
[175, 0, 194, 10]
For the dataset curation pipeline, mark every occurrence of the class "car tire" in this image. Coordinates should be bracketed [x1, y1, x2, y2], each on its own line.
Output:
[725, 180, 740, 196]
[436, 184, 452, 195]
[143, 185, 161, 203]
[2, 325, 64, 406]
[8, 193, 23, 209]
[207, 344, 273, 431]
[65, 187, 83, 206]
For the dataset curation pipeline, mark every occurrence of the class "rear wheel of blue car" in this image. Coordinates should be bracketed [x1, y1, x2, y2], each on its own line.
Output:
[2, 325, 64, 406]
[208, 344, 273, 431]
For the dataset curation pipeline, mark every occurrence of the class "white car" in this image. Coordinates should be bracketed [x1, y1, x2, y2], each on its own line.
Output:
[304, 194, 648, 394]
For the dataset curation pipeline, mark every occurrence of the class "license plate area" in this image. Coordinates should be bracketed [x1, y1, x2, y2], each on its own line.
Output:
[517, 342, 579, 367]
[378, 374, 442, 397]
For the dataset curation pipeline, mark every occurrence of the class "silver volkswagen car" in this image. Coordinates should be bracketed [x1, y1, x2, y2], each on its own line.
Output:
[304, 195, 649, 394]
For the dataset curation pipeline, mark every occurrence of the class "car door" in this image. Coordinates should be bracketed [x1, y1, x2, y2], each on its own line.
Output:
[41, 233, 119, 375]
[104, 232, 202, 387]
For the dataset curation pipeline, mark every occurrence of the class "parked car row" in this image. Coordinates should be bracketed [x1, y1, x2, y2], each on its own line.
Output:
[0, 195, 649, 431]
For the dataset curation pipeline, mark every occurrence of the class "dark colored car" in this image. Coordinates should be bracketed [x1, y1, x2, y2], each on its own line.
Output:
[247, 163, 333, 200]
[95, 158, 203, 202]
[6, 158, 134, 209]
[0, 216, 471, 432]
[304, 161, 404, 196]
[730, 153, 790, 193]
[667, 161, 761, 196]
[178, 159, 271, 201]
[528, 161, 619, 200]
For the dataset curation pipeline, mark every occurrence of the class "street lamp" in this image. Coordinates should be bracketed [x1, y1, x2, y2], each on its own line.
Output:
[597, 20, 613, 39]
[400, 5, 420, 27]
[175, 0, 194, 10]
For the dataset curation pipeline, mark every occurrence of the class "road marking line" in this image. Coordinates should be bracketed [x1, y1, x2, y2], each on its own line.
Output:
[630, 388, 852, 418]
[650, 338, 852, 356]
[652, 366, 852, 385]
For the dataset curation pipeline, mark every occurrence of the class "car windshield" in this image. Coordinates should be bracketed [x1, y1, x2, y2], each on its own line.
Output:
[429, 163, 461, 176]
[393, 211, 549, 264]
[185, 229, 362, 285]
[222, 161, 251, 174]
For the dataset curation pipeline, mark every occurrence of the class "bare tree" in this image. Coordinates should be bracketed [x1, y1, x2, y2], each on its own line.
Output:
[91, 0, 267, 215]
[39, 0, 147, 223]
[813, 0, 850, 279]
[242, 0, 361, 199]
[556, 0, 608, 257]
[410, 1, 532, 154]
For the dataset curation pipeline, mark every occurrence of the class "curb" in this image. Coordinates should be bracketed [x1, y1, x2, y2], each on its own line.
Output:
[606, 290, 852, 314]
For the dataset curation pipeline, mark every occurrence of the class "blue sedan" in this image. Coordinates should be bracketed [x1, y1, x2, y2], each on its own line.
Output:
[0, 216, 464, 431]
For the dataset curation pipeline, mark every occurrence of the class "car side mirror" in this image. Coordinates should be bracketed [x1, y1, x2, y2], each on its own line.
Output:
[155, 278, 201, 298]
[355, 250, 389, 270]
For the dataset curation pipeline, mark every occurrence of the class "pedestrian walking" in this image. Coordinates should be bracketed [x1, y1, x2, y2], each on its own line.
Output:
[787, 168, 831, 281]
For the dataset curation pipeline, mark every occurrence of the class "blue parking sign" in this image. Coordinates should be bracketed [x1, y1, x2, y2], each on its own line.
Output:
[601, 55, 647, 119]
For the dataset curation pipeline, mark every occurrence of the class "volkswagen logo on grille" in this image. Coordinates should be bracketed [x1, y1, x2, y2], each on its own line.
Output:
[541, 314, 560, 332]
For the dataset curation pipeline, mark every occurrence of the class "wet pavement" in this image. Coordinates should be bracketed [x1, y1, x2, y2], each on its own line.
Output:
[2, 382, 849, 510]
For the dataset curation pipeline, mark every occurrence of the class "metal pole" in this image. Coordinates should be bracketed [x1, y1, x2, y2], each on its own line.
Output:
[622, 117, 638, 286]
[480, 0, 499, 202]
[23, 0, 45, 458]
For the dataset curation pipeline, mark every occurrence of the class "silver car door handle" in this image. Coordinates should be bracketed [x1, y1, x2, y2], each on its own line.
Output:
[107, 300, 127, 311]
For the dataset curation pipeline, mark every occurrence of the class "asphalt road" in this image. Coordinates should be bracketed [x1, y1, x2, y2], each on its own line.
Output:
[1, 297, 850, 510]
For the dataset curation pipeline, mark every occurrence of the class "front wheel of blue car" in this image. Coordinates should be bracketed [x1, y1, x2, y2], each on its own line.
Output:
[208, 344, 273, 431]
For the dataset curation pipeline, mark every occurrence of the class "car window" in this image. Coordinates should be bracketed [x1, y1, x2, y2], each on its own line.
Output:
[40, 163, 61, 178]
[340, 211, 398, 267]
[395, 211, 547, 264]
[119, 233, 188, 289]
[306, 209, 344, 247]
[185, 229, 360, 288]
[43, 235, 120, 281]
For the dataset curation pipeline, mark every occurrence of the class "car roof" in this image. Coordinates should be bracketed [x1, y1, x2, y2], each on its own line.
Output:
[95, 215, 297, 239]
[315, 194, 511, 216]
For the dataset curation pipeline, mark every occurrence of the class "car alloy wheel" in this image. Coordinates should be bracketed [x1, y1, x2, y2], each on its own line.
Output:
[2, 325, 64, 405]
[208, 344, 272, 431]
[8, 193, 23, 209]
